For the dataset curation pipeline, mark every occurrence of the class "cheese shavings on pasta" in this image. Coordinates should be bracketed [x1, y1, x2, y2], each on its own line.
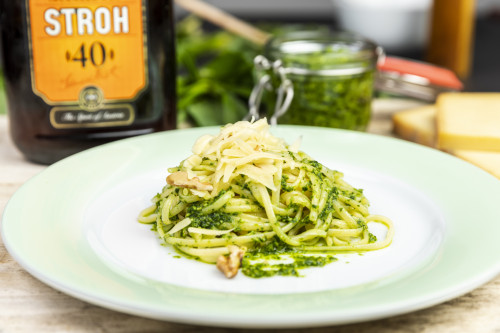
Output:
[184, 118, 296, 194]
[138, 119, 394, 278]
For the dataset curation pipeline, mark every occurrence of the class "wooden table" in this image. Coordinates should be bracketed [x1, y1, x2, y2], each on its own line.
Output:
[2, 100, 500, 333]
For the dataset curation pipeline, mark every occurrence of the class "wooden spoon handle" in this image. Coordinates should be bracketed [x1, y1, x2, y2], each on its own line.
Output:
[175, 0, 271, 46]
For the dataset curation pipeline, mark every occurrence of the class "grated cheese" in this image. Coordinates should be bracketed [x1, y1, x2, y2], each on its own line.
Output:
[182, 119, 296, 196]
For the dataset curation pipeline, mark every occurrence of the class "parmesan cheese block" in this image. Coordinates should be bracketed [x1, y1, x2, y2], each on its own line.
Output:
[393, 105, 436, 147]
[436, 93, 500, 152]
[393, 105, 500, 180]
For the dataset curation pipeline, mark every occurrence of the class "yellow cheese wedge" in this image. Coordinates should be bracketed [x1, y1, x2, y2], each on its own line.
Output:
[393, 104, 500, 180]
[393, 105, 436, 147]
[436, 93, 500, 152]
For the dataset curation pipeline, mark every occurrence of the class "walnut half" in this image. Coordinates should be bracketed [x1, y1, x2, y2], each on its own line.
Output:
[216, 246, 246, 279]
[166, 171, 213, 191]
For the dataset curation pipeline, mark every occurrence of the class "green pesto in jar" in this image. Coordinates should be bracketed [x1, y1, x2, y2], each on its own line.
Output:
[264, 31, 378, 130]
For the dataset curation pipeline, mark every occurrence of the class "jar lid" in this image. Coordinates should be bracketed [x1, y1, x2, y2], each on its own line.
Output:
[375, 56, 464, 101]
[264, 30, 379, 77]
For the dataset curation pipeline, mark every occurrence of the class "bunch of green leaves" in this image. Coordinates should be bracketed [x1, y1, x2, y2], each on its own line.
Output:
[176, 16, 262, 127]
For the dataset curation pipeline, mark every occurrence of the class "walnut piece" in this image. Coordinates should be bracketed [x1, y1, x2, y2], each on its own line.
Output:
[166, 171, 213, 191]
[216, 246, 246, 279]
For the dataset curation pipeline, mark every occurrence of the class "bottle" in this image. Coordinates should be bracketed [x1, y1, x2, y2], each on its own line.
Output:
[0, 0, 176, 164]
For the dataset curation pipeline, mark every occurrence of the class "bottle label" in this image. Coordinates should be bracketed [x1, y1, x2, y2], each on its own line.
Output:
[26, 0, 148, 128]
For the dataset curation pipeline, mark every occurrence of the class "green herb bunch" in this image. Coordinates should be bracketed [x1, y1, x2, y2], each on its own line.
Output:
[176, 16, 262, 127]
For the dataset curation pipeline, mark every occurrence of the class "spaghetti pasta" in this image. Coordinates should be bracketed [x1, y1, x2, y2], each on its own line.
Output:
[138, 119, 394, 278]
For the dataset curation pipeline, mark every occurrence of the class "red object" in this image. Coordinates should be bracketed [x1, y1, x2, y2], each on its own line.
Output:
[378, 56, 464, 91]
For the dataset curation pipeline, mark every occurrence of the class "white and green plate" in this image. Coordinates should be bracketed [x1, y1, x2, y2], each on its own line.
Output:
[3, 126, 500, 328]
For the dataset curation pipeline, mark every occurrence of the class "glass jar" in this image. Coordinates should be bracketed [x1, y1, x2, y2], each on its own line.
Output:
[0, 0, 176, 164]
[256, 31, 379, 131]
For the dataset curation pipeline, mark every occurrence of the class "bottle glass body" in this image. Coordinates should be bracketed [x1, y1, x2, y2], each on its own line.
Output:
[0, 0, 176, 164]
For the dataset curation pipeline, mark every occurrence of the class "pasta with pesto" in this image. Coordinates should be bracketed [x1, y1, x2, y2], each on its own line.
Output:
[138, 119, 394, 278]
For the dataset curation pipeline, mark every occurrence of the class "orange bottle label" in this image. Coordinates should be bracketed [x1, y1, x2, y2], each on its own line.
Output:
[27, 0, 148, 107]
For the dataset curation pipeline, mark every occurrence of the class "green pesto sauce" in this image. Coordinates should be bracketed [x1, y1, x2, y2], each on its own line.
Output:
[241, 238, 337, 278]
[318, 187, 339, 221]
[186, 190, 235, 230]
[283, 71, 373, 130]
[241, 254, 337, 278]
[357, 220, 377, 243]
[267, 46, 374, 130]
[280, 174, 294, 192]
[188, 211, 234, 230]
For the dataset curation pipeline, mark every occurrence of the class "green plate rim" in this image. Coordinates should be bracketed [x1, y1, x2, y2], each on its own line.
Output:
[3, 125, 500, 328]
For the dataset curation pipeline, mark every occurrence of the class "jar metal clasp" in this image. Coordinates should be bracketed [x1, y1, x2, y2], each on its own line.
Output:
[245, 55, 294, 126]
